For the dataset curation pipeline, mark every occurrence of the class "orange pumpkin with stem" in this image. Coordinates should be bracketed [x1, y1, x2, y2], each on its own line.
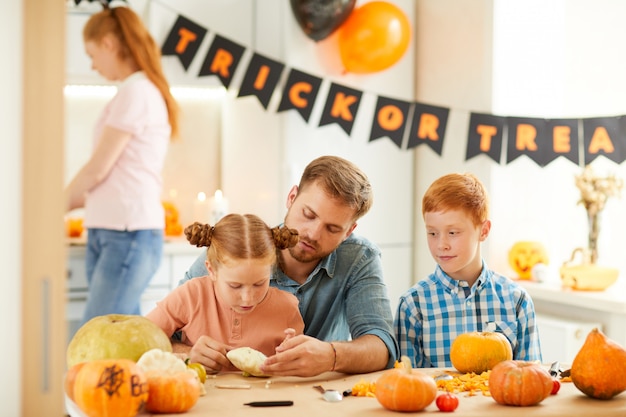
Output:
[375, 356, 437, 412]
[73, 359, 148, 417]
[450, 331, 512, 374]
[489, 360, 553, 406]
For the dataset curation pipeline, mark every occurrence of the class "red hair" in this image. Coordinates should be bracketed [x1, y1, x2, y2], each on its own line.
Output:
[422, 173, 489, 227]
[83, 6, 180, 139]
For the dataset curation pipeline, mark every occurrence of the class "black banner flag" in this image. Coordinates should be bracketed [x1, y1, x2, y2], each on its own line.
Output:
[506, 117, 548, 166]
[406, 103, 449, 153]
[161, 15, 207, 71]
[198, 35, 245, 88]
[546, 119, 579, 166]
[318, 83, 362, 135]
[237, 53, 285, 109]
[583, 117, 625, 165]
[466, 113, 505, 163]
[369, 96, 412, 149]
[276, 69, 322, 122]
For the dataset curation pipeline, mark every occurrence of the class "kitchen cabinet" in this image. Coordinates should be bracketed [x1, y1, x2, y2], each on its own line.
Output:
[66, 240, 204, 343]
[15, 1, 66, 415]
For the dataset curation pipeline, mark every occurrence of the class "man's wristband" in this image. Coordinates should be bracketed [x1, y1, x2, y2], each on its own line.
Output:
[329, 342, 337, 372]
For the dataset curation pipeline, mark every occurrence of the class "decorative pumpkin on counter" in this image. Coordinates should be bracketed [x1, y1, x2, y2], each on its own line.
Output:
[73, 359, 148, 417]
[65, 217, 84, 238]
[375, 356, 437, 412]
[162, 201, 183, 237]
[144, 370, 201, 413]
[571, 327, 626, 400]
[488, 360, 553, 406]
[508, 241, 549, 280]
[450, 331, 513, 374]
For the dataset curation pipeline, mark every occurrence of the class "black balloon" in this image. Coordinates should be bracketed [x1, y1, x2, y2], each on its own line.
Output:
[290, 0, 357, 41]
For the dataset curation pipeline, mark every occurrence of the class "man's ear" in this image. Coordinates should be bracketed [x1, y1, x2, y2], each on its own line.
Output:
[286, 185, 298, 209]
[344, 222, 358, 240]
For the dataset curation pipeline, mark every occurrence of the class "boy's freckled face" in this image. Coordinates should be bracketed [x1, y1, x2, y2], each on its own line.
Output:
[424, 209, 488, 282]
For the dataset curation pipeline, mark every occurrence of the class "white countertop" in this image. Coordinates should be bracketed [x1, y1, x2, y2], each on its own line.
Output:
[517, 278, 626, 314]
[66, 237, 203, 256]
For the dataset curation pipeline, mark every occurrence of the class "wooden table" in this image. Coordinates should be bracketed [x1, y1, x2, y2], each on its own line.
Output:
[66, 368, 626, 417]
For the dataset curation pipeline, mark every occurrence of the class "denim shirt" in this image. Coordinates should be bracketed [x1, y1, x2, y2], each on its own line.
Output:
[180, 233, 399, 369]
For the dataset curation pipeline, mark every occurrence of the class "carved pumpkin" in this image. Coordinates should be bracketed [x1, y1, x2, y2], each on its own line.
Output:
[489, 360, 553, 406]
[450, 331, 512, 374]
[144, 370, 201, 413]
[508, 241, 549, 280]
[571, 327, 626, 399]
[73, 359, 148, 417]
[375, 356, 437, 412]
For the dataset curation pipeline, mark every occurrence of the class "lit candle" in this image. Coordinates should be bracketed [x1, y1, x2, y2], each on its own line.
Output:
[192, 192, 210, 224]
[209, 189, 229, 224]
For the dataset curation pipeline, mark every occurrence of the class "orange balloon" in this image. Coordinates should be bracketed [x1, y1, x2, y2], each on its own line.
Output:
[338, 1, 411, 74]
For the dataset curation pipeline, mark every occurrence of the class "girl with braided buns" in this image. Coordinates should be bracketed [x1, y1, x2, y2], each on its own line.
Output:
[146, 214, 304, 373]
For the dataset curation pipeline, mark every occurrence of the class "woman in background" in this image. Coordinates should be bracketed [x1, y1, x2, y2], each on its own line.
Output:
[64, 4, 179, 324]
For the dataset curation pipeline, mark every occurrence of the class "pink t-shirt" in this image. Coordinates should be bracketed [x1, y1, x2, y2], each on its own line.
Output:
[146, 276, 305, 371]
[84, 71, 170, 230]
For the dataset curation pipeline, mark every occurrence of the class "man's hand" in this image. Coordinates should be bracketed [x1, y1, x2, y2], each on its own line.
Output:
[189, 335, 233, 374]
[260, 335, 335, 377]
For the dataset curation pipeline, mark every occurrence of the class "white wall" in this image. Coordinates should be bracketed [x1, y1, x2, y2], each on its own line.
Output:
[0, 2, 22, 416]
[414, 0, 626, 286]
[413, 0, 495, 280]
[489, 0, 626, 279]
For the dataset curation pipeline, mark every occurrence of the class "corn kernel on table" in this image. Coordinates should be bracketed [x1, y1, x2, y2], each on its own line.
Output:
[67, 368, 626, 417]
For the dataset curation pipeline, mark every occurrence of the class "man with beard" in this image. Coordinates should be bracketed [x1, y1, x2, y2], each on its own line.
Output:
[175, 155, 398, 377]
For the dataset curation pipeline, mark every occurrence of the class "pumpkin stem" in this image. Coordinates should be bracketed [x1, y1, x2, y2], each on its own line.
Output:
[400, 355, 413, 374]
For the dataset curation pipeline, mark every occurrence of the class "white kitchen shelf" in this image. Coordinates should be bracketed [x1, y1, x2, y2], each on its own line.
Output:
[517, 278, 626, 353]
[518, 279, 626, 314]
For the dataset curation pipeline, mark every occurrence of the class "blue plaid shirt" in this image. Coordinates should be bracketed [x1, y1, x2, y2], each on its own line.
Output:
[395, 261, 542, 368]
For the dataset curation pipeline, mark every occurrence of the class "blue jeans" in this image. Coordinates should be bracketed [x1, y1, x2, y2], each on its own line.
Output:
[82, 228, 163, 324]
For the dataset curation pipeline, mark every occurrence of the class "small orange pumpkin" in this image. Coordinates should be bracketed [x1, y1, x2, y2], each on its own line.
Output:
[73, 359, 148, 417]
[508, 241, 549, 280]
[144, 370, 201, 413]
[450, 331, 512, 374]
[489, 360, 553, 406]
[375, 356, 437, 412]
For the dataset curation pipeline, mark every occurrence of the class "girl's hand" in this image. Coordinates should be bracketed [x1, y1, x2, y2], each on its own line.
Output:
[278, 328, 296, 349]
[189, 335, 233, 374]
